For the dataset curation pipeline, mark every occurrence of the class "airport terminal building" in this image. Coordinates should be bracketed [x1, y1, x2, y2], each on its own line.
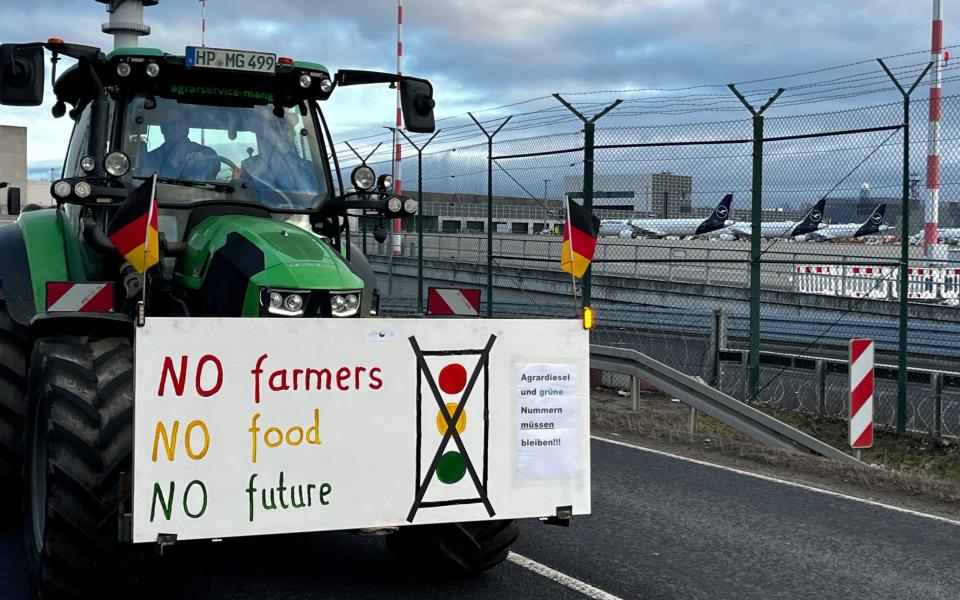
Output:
[563, 172, 693, 217]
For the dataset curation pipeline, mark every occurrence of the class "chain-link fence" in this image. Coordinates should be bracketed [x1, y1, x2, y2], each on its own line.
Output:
[337, 53, 960, 439]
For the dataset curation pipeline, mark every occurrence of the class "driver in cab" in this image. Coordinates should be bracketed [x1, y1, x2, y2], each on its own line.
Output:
[139, 115, 220, 181]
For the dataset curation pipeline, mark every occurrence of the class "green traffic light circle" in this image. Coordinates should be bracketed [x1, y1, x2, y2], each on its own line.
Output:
[436, 451, 466, 484]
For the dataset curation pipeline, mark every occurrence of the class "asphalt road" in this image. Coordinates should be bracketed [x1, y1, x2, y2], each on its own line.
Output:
[1, 439, 957, 599]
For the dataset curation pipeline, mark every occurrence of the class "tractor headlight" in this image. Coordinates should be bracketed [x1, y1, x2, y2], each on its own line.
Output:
[104, 152, 130, 177]
[284, 293, 304, 312]
[330, 292, 361, 317]
[74, 181, 92, 199]
[269, 291, 283, 309]
[403, 198, 418, 214]
[351, 165, 376, 191]
[377, 174, 394, 191]
[261, 288, 309, 317]
[298, 74, 312, 89]
[116, 62, 131, 77]
[386, 197, 403, 213]
[319, 78, 333, 93]
[80, 156, 96, 173]
[53, 180, 72, 198]
[145, 62, 160, 78]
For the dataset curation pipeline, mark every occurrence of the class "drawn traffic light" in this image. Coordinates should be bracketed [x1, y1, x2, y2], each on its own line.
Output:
[406, 335, 497, 522]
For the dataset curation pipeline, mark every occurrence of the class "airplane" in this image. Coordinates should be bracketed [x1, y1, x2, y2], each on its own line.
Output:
[794, 203, 890, 242]
[598, 193, 733, 239]
[910, 228, 960, 245]
[726, 197, 827, 240]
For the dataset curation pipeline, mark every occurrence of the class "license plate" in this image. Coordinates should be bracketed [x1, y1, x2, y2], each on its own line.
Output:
[185, 46, 276, 73]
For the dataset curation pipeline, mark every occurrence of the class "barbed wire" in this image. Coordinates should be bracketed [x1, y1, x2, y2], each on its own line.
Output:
[333, 44, 958, 155]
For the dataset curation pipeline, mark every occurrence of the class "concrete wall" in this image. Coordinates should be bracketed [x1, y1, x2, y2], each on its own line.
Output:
[27, 180, 54, 206]
[0, 125, 27, 215]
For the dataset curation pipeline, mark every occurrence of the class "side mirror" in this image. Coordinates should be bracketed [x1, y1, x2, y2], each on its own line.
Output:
[6, 187, 21, 216]
[400, 77, 436, 134]
[0, 44, 44, 106]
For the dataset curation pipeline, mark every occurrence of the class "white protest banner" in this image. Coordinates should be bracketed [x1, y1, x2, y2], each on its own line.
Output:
[515, 363, 579, 480]
[132, 318, 590, 542]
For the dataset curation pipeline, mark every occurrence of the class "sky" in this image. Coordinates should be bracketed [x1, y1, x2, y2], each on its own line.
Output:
[0, 0, 949, 183]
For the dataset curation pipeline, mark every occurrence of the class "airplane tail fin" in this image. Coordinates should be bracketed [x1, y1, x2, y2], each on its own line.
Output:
[694, 193, 733, 235]
[854, 203, 886, 237]
[793, 197, 827, 235]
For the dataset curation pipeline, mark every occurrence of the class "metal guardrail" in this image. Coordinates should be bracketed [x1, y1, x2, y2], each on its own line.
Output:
[718, 347, 956, 440]
[589, 344, 863, 466]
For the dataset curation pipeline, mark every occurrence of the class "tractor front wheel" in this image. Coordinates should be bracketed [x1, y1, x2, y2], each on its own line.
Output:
[23, 336, 138, 598]
[0, 281, 28, 520]
[387, 519, 519, 576]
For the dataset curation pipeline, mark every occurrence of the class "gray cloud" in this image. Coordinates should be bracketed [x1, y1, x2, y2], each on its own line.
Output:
[0, 0, 949, 167]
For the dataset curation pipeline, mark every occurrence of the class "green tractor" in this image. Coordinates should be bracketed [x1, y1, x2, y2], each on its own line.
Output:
[0, 26, 517, 598]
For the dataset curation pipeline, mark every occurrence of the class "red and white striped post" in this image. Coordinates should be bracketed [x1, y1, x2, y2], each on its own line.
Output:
[925, 0, 945, 257]
[391, 0, 404, 257]
[199, 0, 207, 47]
[849, 339, 875, 455]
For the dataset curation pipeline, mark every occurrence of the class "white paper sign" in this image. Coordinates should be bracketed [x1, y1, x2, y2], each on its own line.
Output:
[515, 363, 579, 480]
[132, 318, 590, 543]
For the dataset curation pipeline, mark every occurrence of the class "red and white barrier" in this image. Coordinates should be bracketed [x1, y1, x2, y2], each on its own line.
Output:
[845, 266, 890, 299]
[427, 287, 481, 316]
[795, 265, 842, 296]
[940, 267, 960, 299]
[849, 339, 874, 449]
[890, 267, 940, 300]
[46, 282, 114, 313]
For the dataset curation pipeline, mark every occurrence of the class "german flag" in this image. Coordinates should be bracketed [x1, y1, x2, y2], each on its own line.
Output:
[107, 175, 160, 273]
[560, 198, 600, 278]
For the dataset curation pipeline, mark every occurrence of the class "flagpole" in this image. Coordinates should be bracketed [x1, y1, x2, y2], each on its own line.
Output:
[565, 196, 580, 313]
[139, 173, 157, 319]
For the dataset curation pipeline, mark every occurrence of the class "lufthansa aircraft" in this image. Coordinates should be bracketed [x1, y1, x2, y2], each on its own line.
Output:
[794, 204, 889, 242]
[598, 194, 733, 239]
[727, 198, 827, 240]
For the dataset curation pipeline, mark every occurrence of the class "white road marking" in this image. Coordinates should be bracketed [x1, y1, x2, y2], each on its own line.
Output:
[593, 435, 960, 528]
[507, 552, 625, 600]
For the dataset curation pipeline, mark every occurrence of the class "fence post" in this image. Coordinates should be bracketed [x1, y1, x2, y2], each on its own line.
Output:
[728, 84, 784, 403]
[553, 94, 622, 306]
[815, 359, 827, 415]
[705, 249, 712, 285]
[395, 128, 441, 313]
[877, 58, 933, 434]
[740, 350, 749, 402]
[468, 113, 512, 318]
[931, 371, 943, 441]
[708, 309, 727, 387]
[840, 255, 848, 296]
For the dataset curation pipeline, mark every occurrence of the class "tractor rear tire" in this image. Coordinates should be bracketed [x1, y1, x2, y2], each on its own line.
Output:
[387, 519, 519, 576]
[23, 336, 138, 599]
[0, 280, 28, 522]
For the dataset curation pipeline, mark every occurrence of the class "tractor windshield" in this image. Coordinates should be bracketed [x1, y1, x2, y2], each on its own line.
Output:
[121, 94, 329, 211]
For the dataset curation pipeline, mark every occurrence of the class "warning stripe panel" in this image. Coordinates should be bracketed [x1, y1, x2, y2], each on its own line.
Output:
[850, 396, 874, 448]
[427, 288, 481, 316]
[46, 282, 114, 313]
[849, 339, 874, 449]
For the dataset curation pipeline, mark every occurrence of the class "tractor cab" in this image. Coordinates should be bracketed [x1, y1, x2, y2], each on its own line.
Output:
[0, 40, 436, 320]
